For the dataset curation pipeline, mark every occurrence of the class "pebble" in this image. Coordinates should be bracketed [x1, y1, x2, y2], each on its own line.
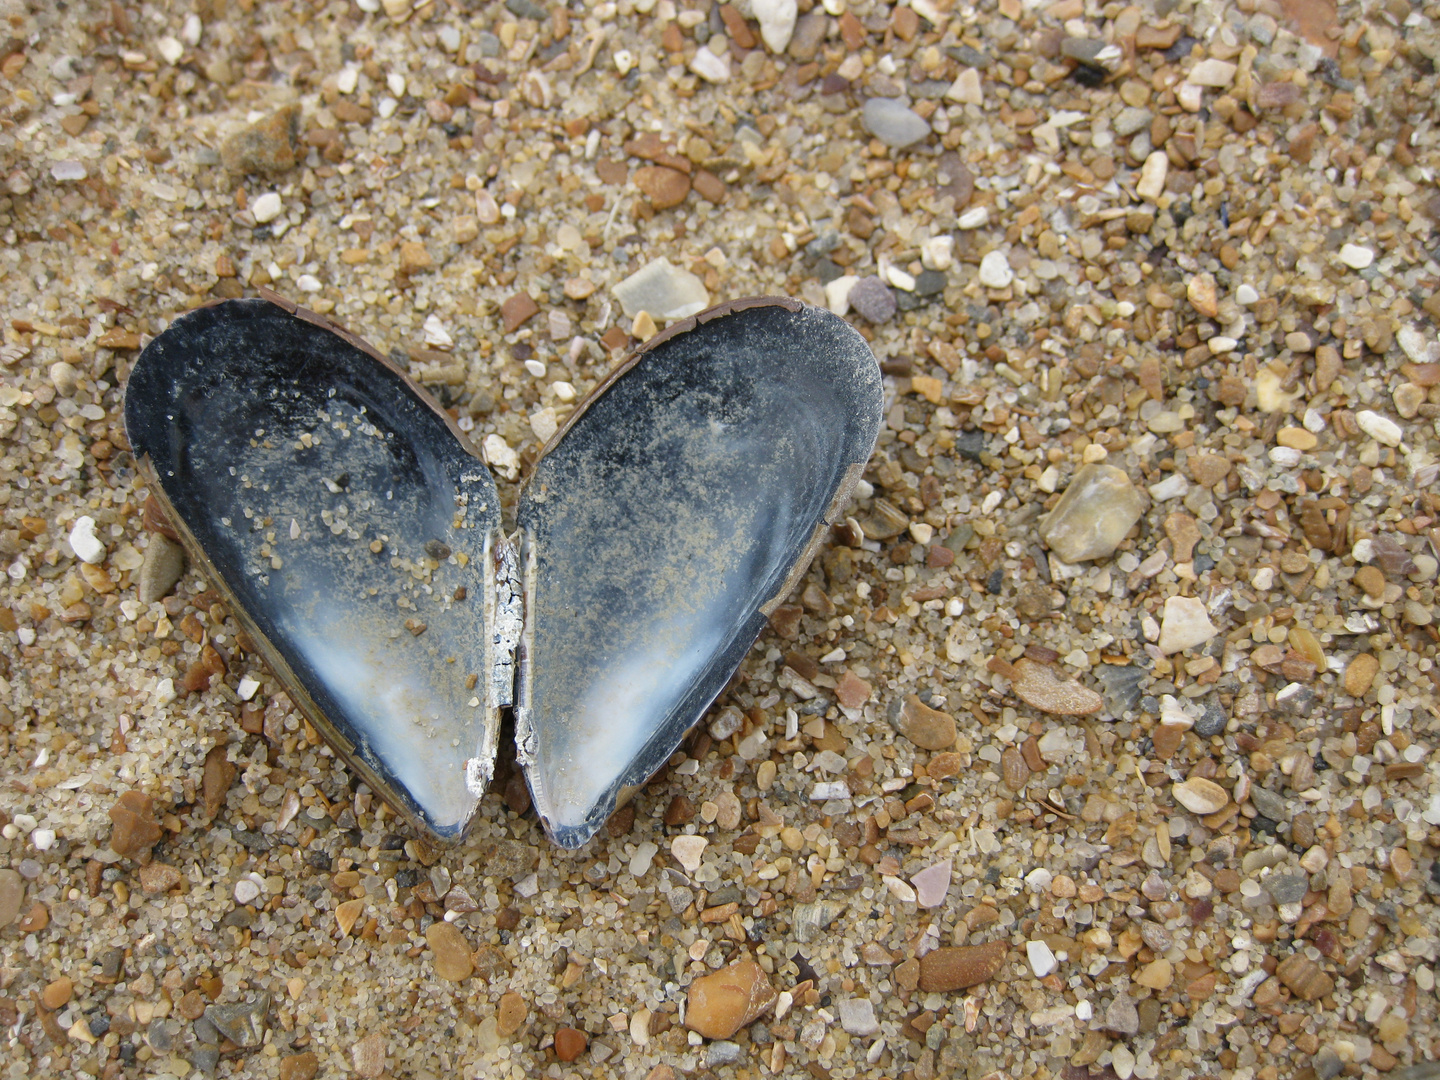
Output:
[68, 515, 106, 564]
[892, 694, 956, 750]
[846, 276, 896, 323]
[613, 258, 710, 321]
[335, 897, 365, 936]
[497, 991, 527, 1036]
[860, 98, 931, 149]
[1157, 596, 1218, 654]
[1188, 58, 1236, 86]
[425, 921, 474, 981]
[1040, 464, 1145, 563]
[221, 105, 303, 175]
[917, 942, 1008, 992]
[1344, 653, 1380, 697]
[250, 192, 283, 225]
[834, 670, 871, 709]
[234, 877, 261, 904]
[1312, 1047, 1343, 1080]
[206, 994, 270, 1048]
[705, 1041, 743, 1067]
[671, 834, 708, 872]
[351, 1034, 386, 1078]
[1104, 993, 1140, 1036]
[946, 67, 983, 105]
[1277, 954, 1334, 1001]
[1339, 243, 1374, 270]
[554, 1027, 588, 1062]
[0, 869, 23, 926]
[1355, 409, 1402, 446]
[1009, 658, 1104, 716]
[1236, 283, 1260, 305]
[1136, 151, 1168, 201]
[1172, 776, 1229, 815]
[634, 165, 691, 210]
[683, 41, 728, 82]
[41, 975, 73, 1011]
[108, 789, 162, 859]
[838, 998, 879, 1037]
[977, 250, 1013, 289]
[629, 840, 658, 878]
[1025, 939, 1057, 977]
[752, 0, 797, 53]
[1134, 957, 1173, 989]
[911, 861, 952, 908]
[684, 961, 777, 1039]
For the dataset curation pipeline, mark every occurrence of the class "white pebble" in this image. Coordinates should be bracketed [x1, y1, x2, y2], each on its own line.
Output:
[921, 235, 953, 272]
[181, 14, 203, 46]
[295, 274, 322, 293]
[1356, 409, 1402, 447]
[32, 828, 56, 851]
[50, 160, 86, 182]
[524, 359, 547, 378]
[1339, 243, 1374, 270]
[671, 834, 708, 872]
[1207, 335, 1238, 354]
[68, 516, 106, 564]
[1236, 283, 1259, 305]
[752, 0, 798, 53]
[1026, 939, 1058, 977]
[689, 45, 730, 84]
[251, 192, 283, 224]
[629, 841, 658, 878]
[237, 676, 261, 701]
[978, 250, 1013, 289]
[337, 65, 360, 94]
[422, 314, 453, 348]
[882, 875, 918, 904]
[1137, 150, 1168, 201]
[957, 206, 989, 229]
[234, 877, 261, 905]
[157, 36, 184, 64]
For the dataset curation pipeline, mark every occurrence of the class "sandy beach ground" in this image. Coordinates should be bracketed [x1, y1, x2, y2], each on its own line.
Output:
[1, 0, 1438, 1078]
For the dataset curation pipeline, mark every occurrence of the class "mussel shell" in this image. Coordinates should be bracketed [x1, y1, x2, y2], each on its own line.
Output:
[124, 296, 505, 839]
[515, 298, 883, 847]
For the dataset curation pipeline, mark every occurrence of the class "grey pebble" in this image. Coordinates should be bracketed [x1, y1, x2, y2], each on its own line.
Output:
[205, 994, 270, 1049]
[1249, 786, 1288, 822]
[860, 98, 931, 149]
[1264, 873, 1308, 906]
[1313, 1046, 1343, 1080]
[847, 276, 896, 323]
[1194, 701, 1228, 737]
[1103, 993, 1140, 1037]
[706, 1041, 744, 1067]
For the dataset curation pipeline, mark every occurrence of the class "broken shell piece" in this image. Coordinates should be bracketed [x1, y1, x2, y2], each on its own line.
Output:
[516, 298, 882, 847]
[125, 295, 508, 840]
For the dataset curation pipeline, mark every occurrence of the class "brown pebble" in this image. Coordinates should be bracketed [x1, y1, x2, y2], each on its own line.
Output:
[18, 902, 48, 933]
[634, 165, 691, 209]
[554, 1026, 588, 1062]
[139, 861, 184, 895]
[399, 241, 433, 276]
[1353, 564, 1385, 599]
[503, 773, 531, 815]
[179, 989, 207, 1020]
[279, 1052, 319, 1080]
[1276, 953, 1334, 1001]
[917, 941, 1008, 992]
[203, 744, 235, 821]
[497, 991, 528, 1036]
[895, 695, 957, 750]
[606, 804, 635, 837]
[221, 104, 304, 175]
[1344, 653, 1380, 697]
[1000, 746, 1030, 791]
[351, 1034, 386, 1078]
[425, 920, 473, 981]
[500, 292, 540, 333]
[692, 169, 727, 204]
[1010, 658, 1104, 716]
[835, 670, 871, 710]
[684, 960, 778, 1039]
[335, 898, 365, 937]
[663, 794, 695, 826]
[108, 789, 163, 860]
[41, 976, 73, 1011]
[927, 752, 964, 779]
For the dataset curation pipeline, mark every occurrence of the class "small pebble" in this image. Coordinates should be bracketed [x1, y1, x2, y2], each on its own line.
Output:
[910, 861, 952, 908]
[425, 921, 473, 981]
[685, 961, 777, 1039]
[1040, 464, 1145, 563]
[671, 834, 708, 872]
[860, 98, 931, 149]
[1355, 409, 1402, 447]
[1157, 596, 1218, 654]
[837, 998, 879, 1037]
[846, 276, 896, 323]
[251, 192, 283, 224]
[1172, 777, 1229, 815]
[1025, 939, 1057, 977]
[977, 250, 1013, 289]
[1339, 243, 1374, 269]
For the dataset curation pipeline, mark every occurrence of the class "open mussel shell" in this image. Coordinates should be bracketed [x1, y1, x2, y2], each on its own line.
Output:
[515, 297, 883, 847]
[125, 295, 508, 840]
